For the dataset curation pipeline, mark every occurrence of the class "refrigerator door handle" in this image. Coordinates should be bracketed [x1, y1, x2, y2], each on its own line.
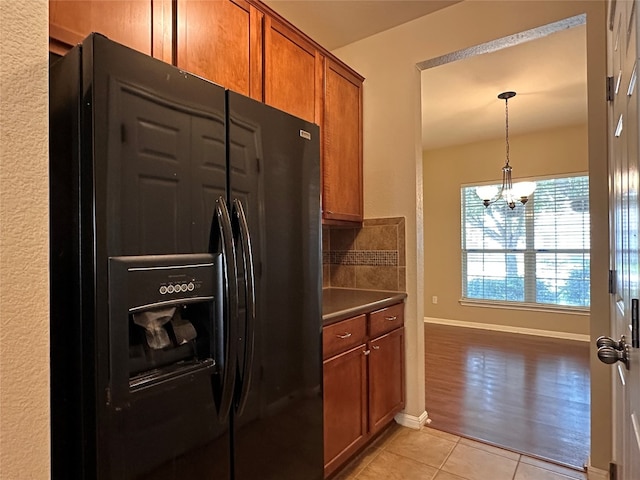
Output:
[232, 198, 256, 415]
[212, 197, 238, 423]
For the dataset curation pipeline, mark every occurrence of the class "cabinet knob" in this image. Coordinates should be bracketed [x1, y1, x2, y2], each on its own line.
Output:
[372, 345, 380, 350]
[385, 316, 397, 322]
[363, 350, 370, 356]
[336, 332, 352, 339]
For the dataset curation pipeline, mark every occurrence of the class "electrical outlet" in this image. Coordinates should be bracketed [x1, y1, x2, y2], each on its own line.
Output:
[432, 296, 438, 304]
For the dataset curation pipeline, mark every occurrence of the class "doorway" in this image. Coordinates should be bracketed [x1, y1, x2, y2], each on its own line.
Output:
[419, 15, 591, 470]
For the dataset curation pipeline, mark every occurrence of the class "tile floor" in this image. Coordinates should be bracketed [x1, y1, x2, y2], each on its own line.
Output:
[332, 424, 588, 480]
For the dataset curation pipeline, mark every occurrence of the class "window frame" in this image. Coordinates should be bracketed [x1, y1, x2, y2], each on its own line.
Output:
[460, 173, 590, 313]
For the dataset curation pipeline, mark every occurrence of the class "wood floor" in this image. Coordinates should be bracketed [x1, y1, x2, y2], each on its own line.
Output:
[424, 323, 590, 470]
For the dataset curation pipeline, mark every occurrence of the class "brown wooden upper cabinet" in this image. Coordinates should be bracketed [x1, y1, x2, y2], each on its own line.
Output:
[322, 59, 364, 224]
[264, 16, 322, 124]
[176, 0, 263, 100]
[49, 0, 152, 56]
[49, 0, 364, 225]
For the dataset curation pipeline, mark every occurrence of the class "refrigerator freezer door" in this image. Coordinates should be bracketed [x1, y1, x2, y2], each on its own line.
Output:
[108, 69, 227, 257]
[50, 34, 233, 480]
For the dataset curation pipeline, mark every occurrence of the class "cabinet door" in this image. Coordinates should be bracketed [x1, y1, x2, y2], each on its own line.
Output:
[176, 0, 263, 100]
[264, 16, 321, 123]
[368, 327, 404, 435]
[322, 58, 363, 223]
[49, 0, 152, 55]
[152, 0, 172, 63]
[323, 344, 368, 478]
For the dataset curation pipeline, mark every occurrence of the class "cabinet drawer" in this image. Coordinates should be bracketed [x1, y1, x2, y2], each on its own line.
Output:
[323, 314, 367, 359]
[369, 303, 404, 338]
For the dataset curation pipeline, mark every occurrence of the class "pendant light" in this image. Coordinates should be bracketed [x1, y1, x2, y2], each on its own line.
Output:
[476, 91, 536, 209]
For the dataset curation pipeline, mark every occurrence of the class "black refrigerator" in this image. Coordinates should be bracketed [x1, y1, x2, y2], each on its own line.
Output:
[49, 34, 323, 480]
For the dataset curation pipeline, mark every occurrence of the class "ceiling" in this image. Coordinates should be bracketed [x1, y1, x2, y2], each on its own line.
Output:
[262, 1, 588, 151]
[421, 24, 587, 150]
[262, 0, 461, 50]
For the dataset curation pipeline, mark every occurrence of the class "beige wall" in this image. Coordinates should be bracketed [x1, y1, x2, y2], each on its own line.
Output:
[0, 0, 50, 478]
[333, 0, 610, 470]
[0, 0, 611, 475]
[424, 124, 590, 336]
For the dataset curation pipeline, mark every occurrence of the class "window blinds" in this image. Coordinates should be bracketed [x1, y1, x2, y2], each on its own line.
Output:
[461, 175, 590, 308]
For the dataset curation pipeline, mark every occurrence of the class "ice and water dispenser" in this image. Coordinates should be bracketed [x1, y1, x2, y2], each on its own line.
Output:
[108, 254, 223, 405]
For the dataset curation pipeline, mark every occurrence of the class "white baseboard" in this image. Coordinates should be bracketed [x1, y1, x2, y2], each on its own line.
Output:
[394, 410, 429, 430]
[586, 462, 608, 480]
[424, 317, 590, 342]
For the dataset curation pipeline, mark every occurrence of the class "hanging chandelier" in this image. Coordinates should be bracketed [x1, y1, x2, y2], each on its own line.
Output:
[476, 91, 536, 209]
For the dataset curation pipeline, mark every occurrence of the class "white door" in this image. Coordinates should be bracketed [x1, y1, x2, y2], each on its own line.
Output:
[604, 1, 640, 479]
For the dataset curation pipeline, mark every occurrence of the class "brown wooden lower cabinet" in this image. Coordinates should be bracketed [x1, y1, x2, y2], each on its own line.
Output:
[323, 344, 368, 476]
[368, 327, 405, 436]
[323, 303, 405, 478]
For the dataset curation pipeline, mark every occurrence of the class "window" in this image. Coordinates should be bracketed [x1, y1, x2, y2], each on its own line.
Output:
[461, 175, 590, 309]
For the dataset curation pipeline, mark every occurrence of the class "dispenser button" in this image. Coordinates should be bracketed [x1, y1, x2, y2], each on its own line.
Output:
[180, 283, 188, 292]
[187, 282, 195, 291]
[159, 286, 168, 295]
[167, 285, 175, 294]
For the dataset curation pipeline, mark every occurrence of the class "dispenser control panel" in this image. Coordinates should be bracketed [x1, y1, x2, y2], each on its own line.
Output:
[109, 254, 220, 311]
[159, 282, 195, 295]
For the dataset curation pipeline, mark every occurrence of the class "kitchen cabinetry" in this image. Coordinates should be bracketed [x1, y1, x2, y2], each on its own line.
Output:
[176, 0, 263, 100]
[368, 318, 405, 435]
[49, 0, 364, 222]
[322, 59, 364, 224]
[323, 303, 405, 478]
[49, 0, 152, 55]
[264, 16, 322, 124]
[323, 345, 368, 475]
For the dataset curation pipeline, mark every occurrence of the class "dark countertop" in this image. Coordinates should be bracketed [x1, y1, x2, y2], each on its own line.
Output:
[322, 288, 407, 326]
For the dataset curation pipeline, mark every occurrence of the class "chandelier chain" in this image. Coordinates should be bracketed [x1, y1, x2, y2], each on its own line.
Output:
[505, 96, 510, 166]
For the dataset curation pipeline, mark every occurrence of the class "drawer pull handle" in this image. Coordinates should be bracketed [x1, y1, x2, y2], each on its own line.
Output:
[385, 316, 398, 321]
[336, 332, 352, 339]
[363, 350, 371, 356]
[372, 345, 380, 350]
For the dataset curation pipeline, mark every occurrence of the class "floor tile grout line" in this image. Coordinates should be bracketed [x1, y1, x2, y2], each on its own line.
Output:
[513, 457, 588, 480]
[351, 424, 584, 479]
[458, 436, 523, 463]
[431, 425, 588, 472]
[357, 446, 381, 477]
[370, 427, 465, 475]
[437, 436, 523, 480]
[340, 425, 587, 480]
[511, 455, 522, 480]
[429, 428, 461, 471]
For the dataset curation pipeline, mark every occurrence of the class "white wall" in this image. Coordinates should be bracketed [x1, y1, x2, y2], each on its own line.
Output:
[333, 0, 610, 470]
[0, 0, 50, 478]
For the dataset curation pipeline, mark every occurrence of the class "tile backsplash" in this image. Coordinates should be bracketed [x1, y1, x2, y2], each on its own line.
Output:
[322, 217, 406, 291]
